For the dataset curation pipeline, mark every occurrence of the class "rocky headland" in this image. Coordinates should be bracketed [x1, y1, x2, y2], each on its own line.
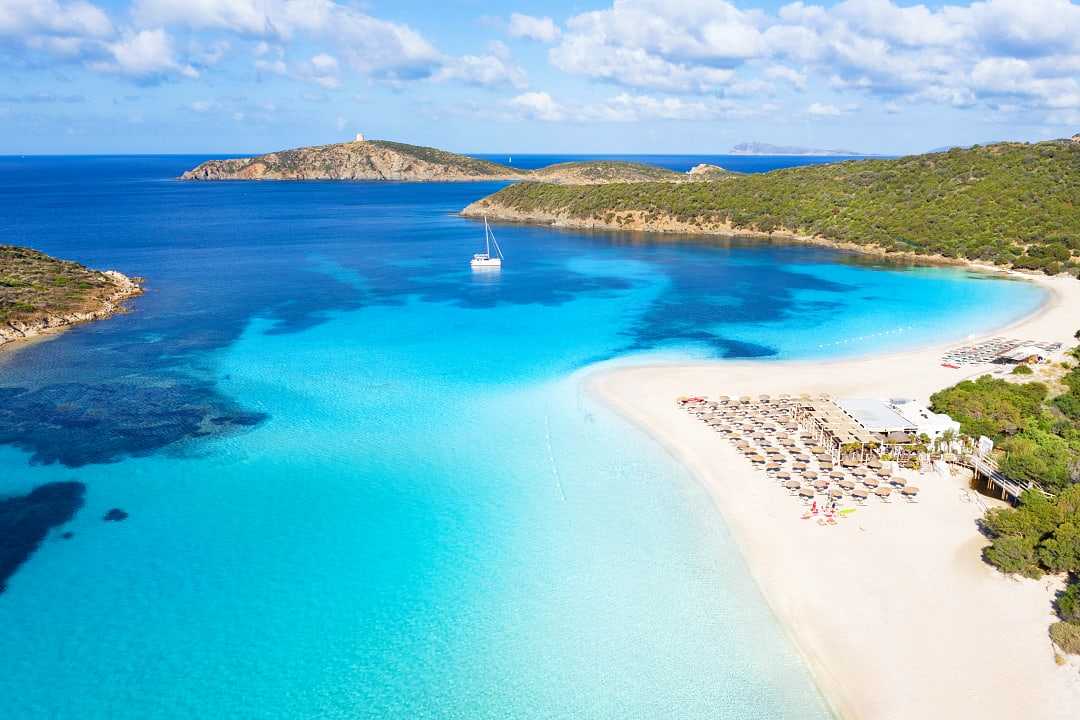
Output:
[180, 139, 735, 185]
[0, 246, 143, 352]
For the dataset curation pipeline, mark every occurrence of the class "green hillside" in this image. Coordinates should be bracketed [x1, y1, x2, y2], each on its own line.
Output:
[475, 139, 1080, 273]
[0, 246, 125, 323]
[366, 140, 525, 177]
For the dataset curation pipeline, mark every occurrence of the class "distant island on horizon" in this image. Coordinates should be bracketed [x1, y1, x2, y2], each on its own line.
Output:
[180, 137, 734, 184]
[728, 141, 869, 156]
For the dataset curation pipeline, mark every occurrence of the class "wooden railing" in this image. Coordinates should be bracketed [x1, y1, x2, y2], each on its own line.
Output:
[955, 454, 1052, 501]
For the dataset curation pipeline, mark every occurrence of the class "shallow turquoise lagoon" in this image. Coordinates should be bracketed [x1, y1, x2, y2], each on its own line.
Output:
[0, 157, 1046, 718]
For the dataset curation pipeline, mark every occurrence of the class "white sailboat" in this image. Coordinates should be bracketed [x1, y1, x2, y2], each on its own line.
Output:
[471, 216, 503, 270]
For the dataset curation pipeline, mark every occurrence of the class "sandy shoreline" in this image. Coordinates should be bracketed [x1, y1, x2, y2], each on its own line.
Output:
[588, 271, 1080, 719]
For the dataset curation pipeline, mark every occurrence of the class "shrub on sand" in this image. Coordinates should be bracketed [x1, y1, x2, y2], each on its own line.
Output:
[1049, 621, 1080, 655]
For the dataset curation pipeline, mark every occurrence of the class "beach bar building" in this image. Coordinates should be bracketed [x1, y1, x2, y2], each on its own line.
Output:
[792, 398, 880, 462]
[835, 399, 918, 442]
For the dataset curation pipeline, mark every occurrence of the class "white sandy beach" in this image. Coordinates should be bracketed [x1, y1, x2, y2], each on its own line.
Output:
[590, 271, 1080, 720]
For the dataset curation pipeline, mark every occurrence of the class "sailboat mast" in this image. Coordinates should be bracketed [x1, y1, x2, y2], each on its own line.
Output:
[484, 216, 492, 256]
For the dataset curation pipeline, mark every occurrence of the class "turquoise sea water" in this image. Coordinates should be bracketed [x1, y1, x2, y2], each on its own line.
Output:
[0, 156, 1046, 718]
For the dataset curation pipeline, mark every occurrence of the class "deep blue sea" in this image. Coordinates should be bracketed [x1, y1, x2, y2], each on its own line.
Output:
[0, 155, 1045, 719]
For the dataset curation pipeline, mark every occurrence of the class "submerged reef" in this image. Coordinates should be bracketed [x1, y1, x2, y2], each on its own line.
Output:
[0, 381, 267, 467]
[0, 481, 85, 594]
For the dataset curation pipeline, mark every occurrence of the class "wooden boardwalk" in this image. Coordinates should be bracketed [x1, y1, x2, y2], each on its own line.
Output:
[956, 455, 1050, 502]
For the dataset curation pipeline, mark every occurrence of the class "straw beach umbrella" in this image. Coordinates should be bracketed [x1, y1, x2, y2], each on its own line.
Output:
[783, 479, 801, 491]
[902, 486, 920, 500]
[852, 488, 869, 502]
[863, 476, 879, 489]
[874, 486, 892, 500]
[798, 486, 815, 499]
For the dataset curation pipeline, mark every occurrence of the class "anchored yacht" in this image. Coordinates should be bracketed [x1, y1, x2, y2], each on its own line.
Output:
[471, 216, 503, 270]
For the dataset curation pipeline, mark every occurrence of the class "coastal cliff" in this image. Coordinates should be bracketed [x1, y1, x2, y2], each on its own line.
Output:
[462, 139, 1080, 274]
[0, 246, 142, 351]
[181, 140, 732, 185]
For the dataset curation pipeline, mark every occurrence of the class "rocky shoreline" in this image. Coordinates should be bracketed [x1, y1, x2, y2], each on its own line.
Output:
[458, 201, 988, 271]
[0, 270, 142, 352]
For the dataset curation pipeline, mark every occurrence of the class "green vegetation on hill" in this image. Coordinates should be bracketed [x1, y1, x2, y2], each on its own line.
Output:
[932, 340, 1080, 655]
[980, 486, 1080, 655]
[367, 140, 524, 177]
[476, 139, 1080, 273]
[930, 367, 1080, 495]
[531, 160, 681, 183]
[0, 246, 127, 324]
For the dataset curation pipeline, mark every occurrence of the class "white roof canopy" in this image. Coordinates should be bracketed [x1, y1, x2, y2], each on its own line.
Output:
[836, 399, 917, 434]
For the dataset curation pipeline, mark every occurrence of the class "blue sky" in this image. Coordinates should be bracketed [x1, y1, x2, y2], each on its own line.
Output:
[2, 0, 1079, 155]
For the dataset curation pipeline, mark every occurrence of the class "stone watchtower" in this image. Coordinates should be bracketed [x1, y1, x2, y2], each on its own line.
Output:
[354, 132, 366, 142]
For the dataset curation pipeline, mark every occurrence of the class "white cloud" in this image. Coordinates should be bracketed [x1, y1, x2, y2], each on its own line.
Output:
[0, 0, 112, 37]
[504, 90, 766, 123]
[807, 101, 857, 116]
[765, 63, 806, 90]
[508, 91, 565, 121]
[434, 41, 527, 89]
[253, 42, 286, 75]
[305, 52, 339, 88]
[548, 0, 770, 92]
[92, 28, 198, 79]
[550, 34, 736, 92]
[507, 13, 560, 42]
[131, 0, 443, 81]
[546, 0, 1080, 123]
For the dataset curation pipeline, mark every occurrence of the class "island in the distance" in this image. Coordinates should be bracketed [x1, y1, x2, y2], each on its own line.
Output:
[180, 135, 732, 184]
[728, 141, 868, 156]
[0, 245, 142, 351]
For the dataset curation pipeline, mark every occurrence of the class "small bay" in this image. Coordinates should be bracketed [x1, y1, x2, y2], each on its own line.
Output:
[0, 155, 1045, 718]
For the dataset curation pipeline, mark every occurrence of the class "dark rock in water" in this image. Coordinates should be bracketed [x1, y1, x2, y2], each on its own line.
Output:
[0, 481, 85, 594]
[60, 531, 75, 540]
[103, 508, 128, 522]
[0, 382, 268, 467]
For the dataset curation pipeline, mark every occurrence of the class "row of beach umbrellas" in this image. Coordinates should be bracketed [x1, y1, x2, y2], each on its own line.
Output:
[680, 395, 921, 504]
